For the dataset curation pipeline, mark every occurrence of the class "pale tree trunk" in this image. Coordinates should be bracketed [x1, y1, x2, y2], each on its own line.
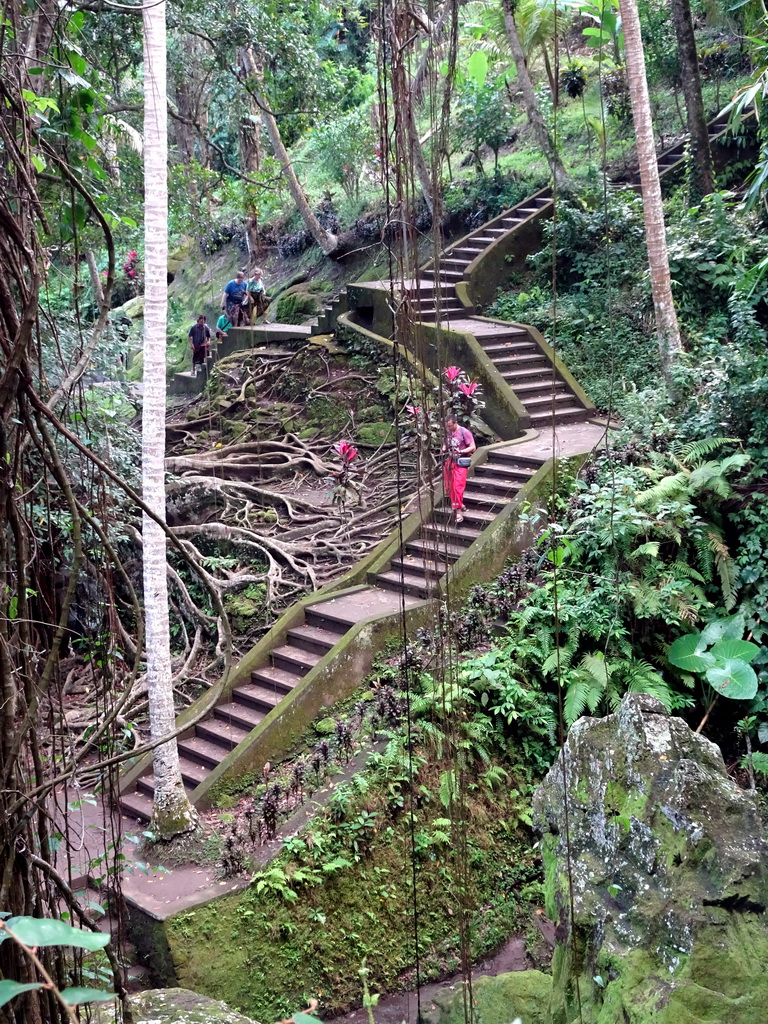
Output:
[501, 0, 566, 182]
[142, 0, 198, 838]
[241, 48, 338, 255]
[618, 0, 682, 381]
[669, 0, 714, 196]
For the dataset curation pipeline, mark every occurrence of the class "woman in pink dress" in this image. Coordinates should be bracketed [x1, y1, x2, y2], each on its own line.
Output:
[442, 414, 476, 523]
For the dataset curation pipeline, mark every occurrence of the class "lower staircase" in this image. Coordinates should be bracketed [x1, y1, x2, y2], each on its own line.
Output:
[119, 441, 549, 822]
[376, 449, 544, 599]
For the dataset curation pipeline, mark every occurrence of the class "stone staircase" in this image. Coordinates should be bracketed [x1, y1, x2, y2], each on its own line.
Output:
[119, 437, 545, 822]
[628, 112, 742, 187]
[422, 192, 553, 286]
[308, 287, 350, 336]
[120, 602, 363, 822]
[375, 449, 544, 599]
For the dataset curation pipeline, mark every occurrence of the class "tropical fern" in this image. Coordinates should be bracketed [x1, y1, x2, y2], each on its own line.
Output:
[745, 751, 768, 779]
[676, 436, 740, 462]
[706, 526, 738, 610]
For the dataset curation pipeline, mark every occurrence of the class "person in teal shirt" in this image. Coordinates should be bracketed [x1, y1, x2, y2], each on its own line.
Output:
[216, 312, 233, 340]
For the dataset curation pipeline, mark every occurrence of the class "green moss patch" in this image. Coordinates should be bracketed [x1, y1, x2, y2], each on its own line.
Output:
[164, 778, 543, 1022]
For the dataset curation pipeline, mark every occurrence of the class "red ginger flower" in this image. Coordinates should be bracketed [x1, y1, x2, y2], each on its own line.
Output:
[444, 366, 462, 381]
[334, 440, 358, 462]
[459, 381, 479, 396]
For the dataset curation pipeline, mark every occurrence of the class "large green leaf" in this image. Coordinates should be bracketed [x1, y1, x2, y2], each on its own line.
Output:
[710, 639, 760, 665]
[705, 659, 758, 700]
[292, 1013, 323, 1024]
[60, 987, 114, 1006]
[466, 50, 488, 87]
[700, 615, 745, 646]
[667, 634, 713, 673]
[0, 981, 43, 1008]
[1, 917, 109, 951]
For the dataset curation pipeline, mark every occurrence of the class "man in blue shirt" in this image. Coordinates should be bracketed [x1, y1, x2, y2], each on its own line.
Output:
[220, 270, 248, 326]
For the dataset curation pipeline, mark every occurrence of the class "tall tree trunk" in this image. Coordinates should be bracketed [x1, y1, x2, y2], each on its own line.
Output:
[669, 0, 714, 196]
[501, 0, 566, 182]
[618, 0, 682, 381]
[238, 47, 263, 256]
[238, 48, 263, 175]
[142, 0, 198, 838]
[241, 48, 338, 255]
[407, 105, 434, 214]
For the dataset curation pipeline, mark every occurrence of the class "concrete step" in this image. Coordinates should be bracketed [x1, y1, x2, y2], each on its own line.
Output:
[406, 537, 465, 562]
[390, 554, 446, 580]
[135, 771, 195, 800]
[305, 605, 357, 635]
[474, 463, 535, 484]
[195, 718, 250, 752]
[177, 735, 228, 771]
[376, 568, 431, 599]
[417, 306, 473, 322]
[120, 790, 153, 824]
[423, 269, 464, 280]
[529, 405, 588, 426]
[438, 257, 473, 268]
[491, 350, 547, 367]
[433, 505, 495, 528]
[513, 380, 567, 398]
[523, 391, 578, 412]
[449, 246, 485, 260]
[470, 476, 523, 498]
[489, 451, 544, 470]
[461, 489, 511, 510]
[233, 681, 286, 714]
[422, 521, 482, 548]
[286, 624, 339, 657]
[177, 757, 208, 789]
[214, 700, 266, 732]
[270, 644, 322, 676]
[501, 364, 553, 382]
[251, 664, 301, 692]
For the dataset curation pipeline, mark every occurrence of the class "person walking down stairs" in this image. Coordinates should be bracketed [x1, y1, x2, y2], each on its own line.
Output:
[187, 315, 211, 377]
[220, 270, 249, 326]
[246, 267, 271, 323]
[442, 413, 476, 524]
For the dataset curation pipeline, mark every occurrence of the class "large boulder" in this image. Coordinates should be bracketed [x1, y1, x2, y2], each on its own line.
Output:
[426, 970, 552, 1024]
[533, 693, 768, 1024]
[120, 988, 259, 1023]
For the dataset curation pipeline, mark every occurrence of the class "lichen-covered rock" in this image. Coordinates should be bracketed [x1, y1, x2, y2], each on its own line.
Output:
[130, 988, 259, 1023]
[426, 970, 552, 1024]
[533, 693, 768, 1024]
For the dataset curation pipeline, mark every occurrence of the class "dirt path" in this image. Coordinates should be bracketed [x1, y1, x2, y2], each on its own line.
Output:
[326, 934, 536, 1024]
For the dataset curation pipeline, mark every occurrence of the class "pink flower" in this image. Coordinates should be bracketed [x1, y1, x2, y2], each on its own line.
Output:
[444, 366, 462, 382]
[406, 405, 422, 417]
[334, 440, 358, 462]
[101, 270, 108, 276]
[459, 381, 479, 396]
